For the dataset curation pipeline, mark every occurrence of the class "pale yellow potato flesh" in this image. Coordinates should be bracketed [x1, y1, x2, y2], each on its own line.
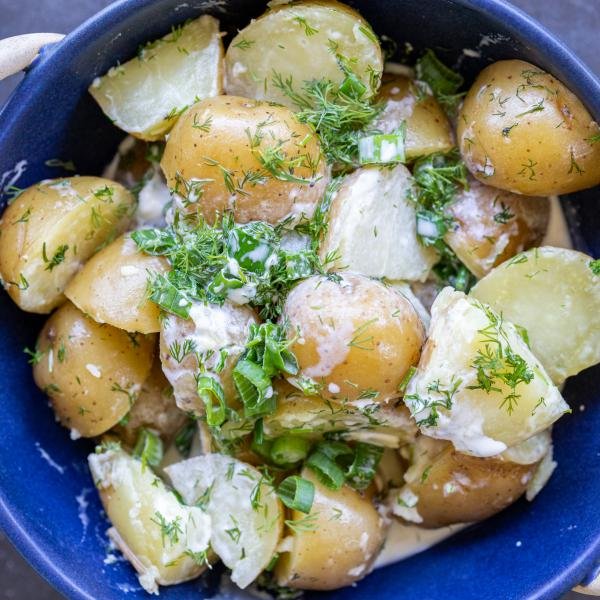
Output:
[33, 302, 155, 437]
[275, 468, 385, 590]
[282, 274, 425, 404]
[458, 59, 600, 195]
[65, 234, 168, 334]
[471, 246, 600, 384]
[89, 15, 223, 141]
[0, 177, 134, 313]
[160, 96, 329, 225]
[225, 0, 383, 108]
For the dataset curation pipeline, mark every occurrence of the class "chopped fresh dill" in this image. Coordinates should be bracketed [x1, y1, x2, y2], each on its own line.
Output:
[415, 49, 465, 115]
[151, 511, 183, 547]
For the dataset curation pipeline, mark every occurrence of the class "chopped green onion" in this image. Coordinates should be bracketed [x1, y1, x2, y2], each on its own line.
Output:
[415, 49, 464, 113]
[270, 435, 311, 466]
[277, 476, 315, 514]
[306, 441, 353, 490]
[148, 273, 192, 319]
[338, 73, 367, 99]
[133, 428, 163, 468]
[359, 123, 406, 165]
[174, 419, 196, 457]
[227, 223, 277, 275]
[398, 366, 418, 393]
[196, 375, 227, 427]
[233, 358, 275, 418]
[345, 443, 383, 490]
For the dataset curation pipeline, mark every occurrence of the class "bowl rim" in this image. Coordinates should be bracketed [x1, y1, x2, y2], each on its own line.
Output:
[0, 0, 599, 599]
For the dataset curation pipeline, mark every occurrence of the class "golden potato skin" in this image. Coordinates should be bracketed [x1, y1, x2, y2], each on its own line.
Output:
[0, 177, 135, 313]
[444, 177, 550, 278]
[275, 469, 385, 590]
[282, 274, 425, 403]
[33, 302, 155, 437]
[458, 60, 600, 195]
[161, 96, 329, 224]
[65, 234, 168, 334]
[374, 76, 454, 160]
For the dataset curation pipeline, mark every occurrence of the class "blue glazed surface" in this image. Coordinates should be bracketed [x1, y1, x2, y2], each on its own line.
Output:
[0, 1, 598, 599]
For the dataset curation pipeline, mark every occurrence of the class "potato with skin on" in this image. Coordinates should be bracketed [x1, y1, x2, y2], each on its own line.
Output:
[275, 468, 385, 590]
[225, 0, 383, 109]
[282, 274, 425, 404]
[0, 177, 134, 313]
[65, 234, 168, 334]
[88, 446, 211, 595]
[90, 15, 223, 141]
[457, 60, 600, 195]
[373, 76, 454, 160]
[471, 246, 600, 384]
[161, 96, 328, 225]
[33, 302, 155, 437]
[444, 177, 550, 278]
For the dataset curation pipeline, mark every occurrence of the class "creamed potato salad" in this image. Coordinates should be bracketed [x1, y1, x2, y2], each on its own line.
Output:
[1, 1, 599, 595]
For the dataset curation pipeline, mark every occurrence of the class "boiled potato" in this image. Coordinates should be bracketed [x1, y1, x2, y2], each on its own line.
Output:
[90, 15, 223, 141]
[275, 468, 385, 590]
[373, 76, 454, 160]
[471, 246, 600, 384]
[112, 357, 187, 447]
[392, 435, 538, 528]
[88, 446, 211, 594]
[225, 0, 383, 108]
[0, 177, 134, 313]
[444, 177, 550, 278]
[161, 96, 329, 225]
[282, 274, 425, 403]
[320, 164, 438, 282]
[458, 60, 600, 195]
[65, 234, 168, 334]
[159, 300, 257, 416]
[33, 302, 155, 437]
[404, 287, 568, 456]
[167, 454, 283, 588]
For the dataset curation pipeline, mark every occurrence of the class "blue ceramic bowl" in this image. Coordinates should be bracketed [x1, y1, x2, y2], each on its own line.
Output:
[0, 1, 599, 599]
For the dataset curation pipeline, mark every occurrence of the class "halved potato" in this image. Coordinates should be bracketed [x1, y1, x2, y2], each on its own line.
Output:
[404, 287, 568, 456]
[470, 246, 600, 384]
[275, 468, 385, 590]
[166, 454, 283, 588]
[373, 76, 454, 160]
[225, 0, 383, 108]
[65, 234, 168, 334]
[320, 164, 438, 282]
[444, 178, 550, 278]
[0, 177, 134, 313]
[90, 15, 223, 140]
[89, 446, 211, 594]
[33, 302, 155, 438]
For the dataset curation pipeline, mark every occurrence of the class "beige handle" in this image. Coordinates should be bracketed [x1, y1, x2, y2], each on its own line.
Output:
[0, 33, 64, 81]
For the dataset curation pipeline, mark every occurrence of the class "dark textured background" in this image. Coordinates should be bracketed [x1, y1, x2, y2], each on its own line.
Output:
[0, 0, 597, 598]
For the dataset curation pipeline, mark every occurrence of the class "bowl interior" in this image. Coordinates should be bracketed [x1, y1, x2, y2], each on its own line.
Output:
[0, 1, 599, 599]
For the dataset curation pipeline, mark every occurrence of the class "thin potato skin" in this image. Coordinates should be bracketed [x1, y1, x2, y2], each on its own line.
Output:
[0, 177, 134, 313]
[33, 302, 155, 437]
[161, 96, 329, 225]
[65, 234, 168, 334]
[458, 60, 600, 195]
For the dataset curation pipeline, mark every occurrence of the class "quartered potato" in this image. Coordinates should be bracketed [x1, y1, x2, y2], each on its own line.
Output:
[282, 274, 425, 403]
[373, 76, 454, 160]
[444, 177, 550, 278]
[89, 446, 211, 594]
[159, 301, 258, 416]
[161, 96, 329, 225]
[320, 164, 438, 282]
[90, 15, 223, 141]
[33, 302, 155, 438]
[275, 468, 385, 590]
[225, 0, 383, 108]
[404, 287, 568, 457]
[65, 234, 168, 334]
[166, 454, 283, 588]
[0, 177, 134, 313]
[471, 247, 600, 384]
[458, 60, 600, 195]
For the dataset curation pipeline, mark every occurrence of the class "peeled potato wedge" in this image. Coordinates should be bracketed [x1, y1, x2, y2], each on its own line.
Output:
[225, 0, 383, 108]
[90, 15, 223, 140]
[470, 246, 600, 384]
[0, 177, 134, 313]
[65, 234, 168, 334]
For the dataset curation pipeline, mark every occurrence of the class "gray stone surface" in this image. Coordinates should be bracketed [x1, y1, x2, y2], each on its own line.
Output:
[0, 0, 597, 598]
